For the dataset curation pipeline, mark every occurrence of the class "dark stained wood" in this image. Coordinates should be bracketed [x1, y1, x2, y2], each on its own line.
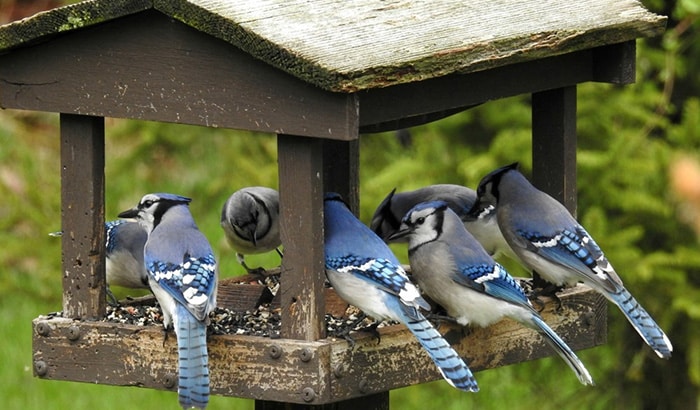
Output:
[278, 135, 327, 341]
[32, 284, 605, 404]
[254, 393, 389, 410]
[359, 49, 594, 131]
[216, 275, 349, 318]
[323, 139, 360, 213]
[0, 11, 358, 140]
[593, 41, 637, 85]
[531, 86, 577, 287]
[532, 86, 578, 215]
[60, 114, 106, 320]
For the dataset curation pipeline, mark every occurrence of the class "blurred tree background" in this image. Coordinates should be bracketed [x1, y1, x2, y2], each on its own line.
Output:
[0, 0, 698, 409]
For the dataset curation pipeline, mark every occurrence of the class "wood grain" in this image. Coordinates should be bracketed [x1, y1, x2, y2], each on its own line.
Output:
[33, 284, 606, 404]
[60, 114, 106, 320]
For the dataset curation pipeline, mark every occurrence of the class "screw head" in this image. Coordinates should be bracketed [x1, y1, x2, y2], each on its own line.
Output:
[299, 347, 313, 362]
[269, 344, 282, 359]
[34, 360, 48, 377]
[67, 325, 80, 341]
[359, 379, 369, 393]
[333, 364, 344, 379]
[163, 373, 177, 389]
[36, 322, 51, 337]
[301, 387, 316, 403]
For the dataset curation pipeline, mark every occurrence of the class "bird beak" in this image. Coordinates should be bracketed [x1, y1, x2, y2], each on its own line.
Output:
[247, 227, 258, 246]
[387, 225, 410, 242]
[464, 200, 483, 221]
[118, 207, 139, 219]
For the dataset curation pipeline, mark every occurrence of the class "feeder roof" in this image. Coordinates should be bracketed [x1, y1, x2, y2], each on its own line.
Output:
[0, 0, 666, 92]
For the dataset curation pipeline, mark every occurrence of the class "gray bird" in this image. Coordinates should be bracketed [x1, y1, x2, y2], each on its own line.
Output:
[220, 187, 282, 273]
[51, 221, 149, 305]
[391, 201, 594, 386]
[370, 184, 513, 258]
[471, 162, 672, 359]
[105, 220, 149, 304]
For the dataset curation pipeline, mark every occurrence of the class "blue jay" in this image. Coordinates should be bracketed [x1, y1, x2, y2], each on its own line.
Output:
[220, 187, 282, 273]
[104, 220, 149, 304]
[119, 193, 218, 409]
[324, 193, 478, 392]
[471, 163, 673, 359]
[390, 201, 594, 385]
[370, 185, 514, 259]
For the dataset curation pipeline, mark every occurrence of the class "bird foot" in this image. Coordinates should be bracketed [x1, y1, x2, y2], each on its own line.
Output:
[336, 314, 382, 347]
[426, 313, 461, 327]
[526, 283, 564, 312]
[106, 287, 121, 307]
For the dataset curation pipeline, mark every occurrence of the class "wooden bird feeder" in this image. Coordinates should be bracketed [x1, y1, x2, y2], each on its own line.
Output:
[0, 0, 665, 408]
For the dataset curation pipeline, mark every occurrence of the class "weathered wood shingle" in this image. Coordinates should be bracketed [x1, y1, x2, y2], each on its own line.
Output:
[0, 0, 666, 92]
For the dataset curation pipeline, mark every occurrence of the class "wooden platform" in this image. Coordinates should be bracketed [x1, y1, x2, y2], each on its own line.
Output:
[32, 279, 606, 404]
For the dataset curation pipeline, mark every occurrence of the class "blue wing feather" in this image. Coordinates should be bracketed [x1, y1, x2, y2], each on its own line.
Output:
[453, 263, 530, 307]
[147, 253, 217, 321]
[326, 255, 411, 296]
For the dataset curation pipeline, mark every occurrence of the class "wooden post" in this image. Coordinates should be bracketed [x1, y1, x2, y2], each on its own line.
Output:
[532, 86, 577, 214]
[323, 139, 360, 212]
[277, 134, 327, 341]
[60, 114, 106, 320]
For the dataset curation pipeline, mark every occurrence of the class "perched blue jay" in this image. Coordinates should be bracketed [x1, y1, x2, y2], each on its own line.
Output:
[391, 201, 594, 385]
[119, 193, 218, 409]
[471, 163, 673, 359]
[105, 220, 149, 304]
[370, 185, 513, 259]
[324, 193, 478, 392]
[220, 187, 282, 273]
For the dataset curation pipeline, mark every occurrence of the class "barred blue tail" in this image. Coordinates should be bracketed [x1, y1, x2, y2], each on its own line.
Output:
[608, 287, 672, 359]
[175, 304, 210, 409]
[529, 314, 594, 385]
[398, 304, 478, 392]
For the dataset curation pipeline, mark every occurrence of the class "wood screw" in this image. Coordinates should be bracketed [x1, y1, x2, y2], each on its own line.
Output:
[34, 360, 48, 377]
[269, 345, 282, 359]
[299, 348, 313, 362]
[36, 322, 50, 337]
[301, 387, 316, 402]
[163, 373, 177, 389]
[67, 325, 80, 341]
[359, 379, 369, 393]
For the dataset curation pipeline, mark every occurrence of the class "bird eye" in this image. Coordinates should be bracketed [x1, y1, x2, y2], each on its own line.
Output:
[416, 217, 425, 225]
[142, 200, 154, 208]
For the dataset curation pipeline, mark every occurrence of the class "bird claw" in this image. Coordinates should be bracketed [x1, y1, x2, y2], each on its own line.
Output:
[360, 321, 382, 345]
[526, 282, 564, 312]
[238, 254, 276, 278]
[162, 326, 173, 347]
[426, 313, 460, 328]
[337, 313, 382, 347]
[106, 287, 121, 307]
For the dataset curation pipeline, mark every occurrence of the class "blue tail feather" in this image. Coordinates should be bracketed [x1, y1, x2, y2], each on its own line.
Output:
[175, 304, 210, 409]
[530, 314, 594, 385]
[398, 304, 478, 392]
[608, 287, 672, 359]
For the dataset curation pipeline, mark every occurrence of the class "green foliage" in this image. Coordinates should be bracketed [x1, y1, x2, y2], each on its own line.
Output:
[1, 0, 699, 409]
